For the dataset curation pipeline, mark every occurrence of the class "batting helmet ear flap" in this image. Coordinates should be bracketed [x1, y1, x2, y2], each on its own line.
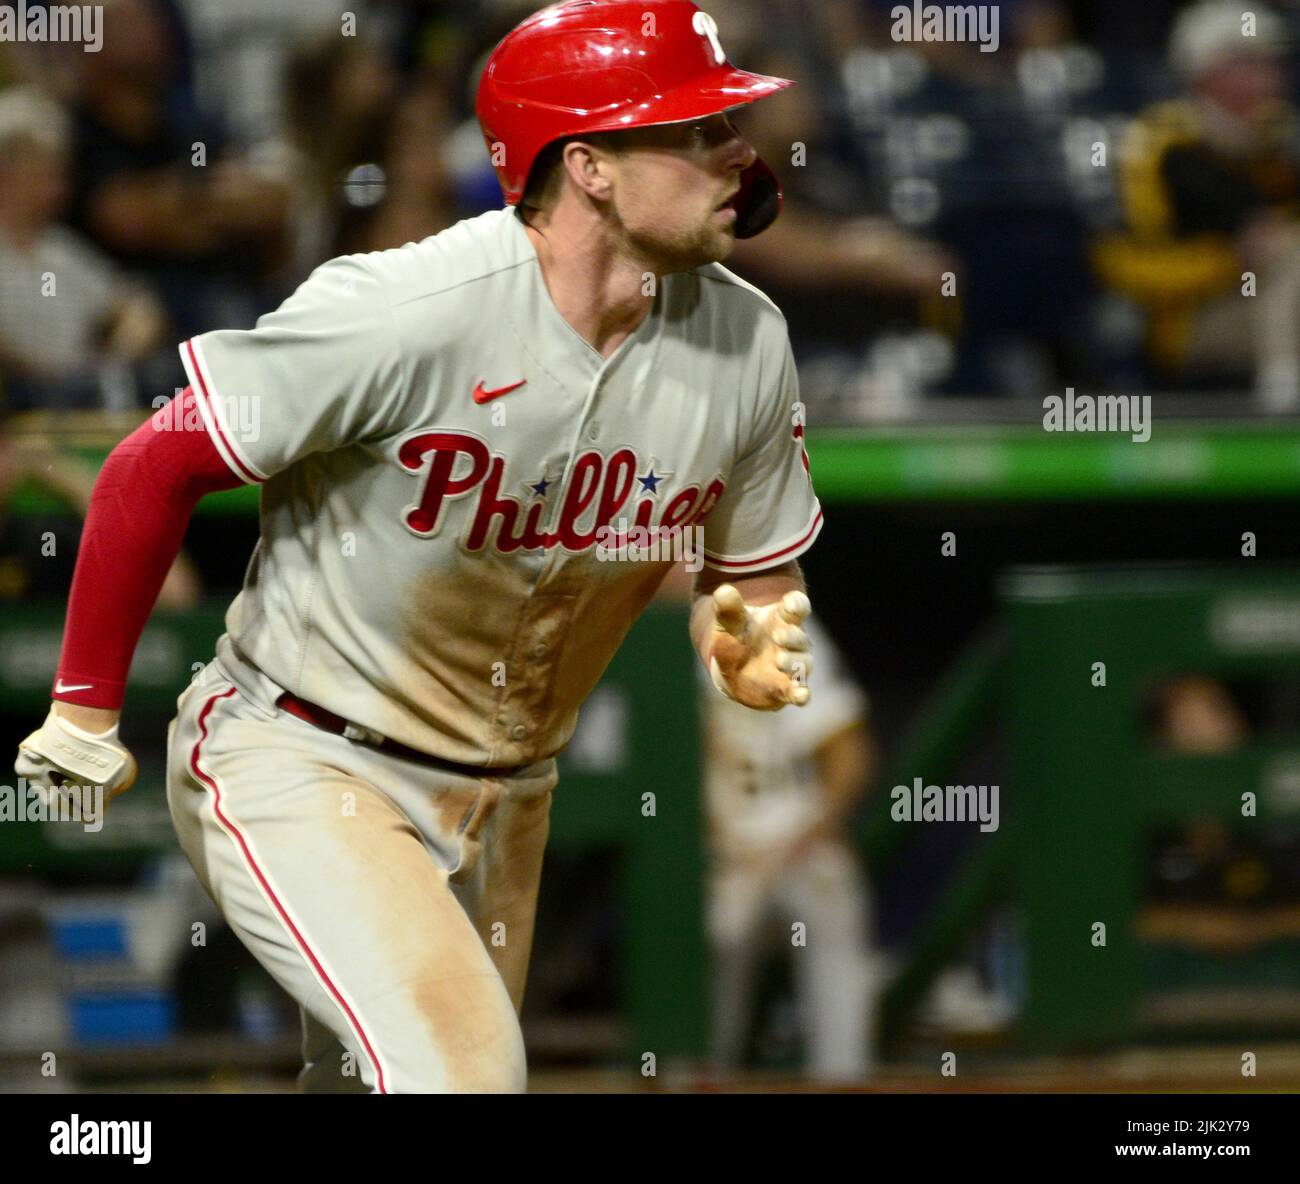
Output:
[732, 156, 782, 240]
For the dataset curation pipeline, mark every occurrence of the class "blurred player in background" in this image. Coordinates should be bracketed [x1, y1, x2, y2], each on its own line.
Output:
[707, 613, 876, 1081]
[662, 564, 877, 1081]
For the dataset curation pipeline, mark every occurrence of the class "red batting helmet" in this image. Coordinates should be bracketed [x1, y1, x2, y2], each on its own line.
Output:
[475, 0, 793, 239]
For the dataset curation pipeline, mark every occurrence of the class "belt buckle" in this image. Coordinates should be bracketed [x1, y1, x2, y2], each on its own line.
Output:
[342, 721, 385, 747]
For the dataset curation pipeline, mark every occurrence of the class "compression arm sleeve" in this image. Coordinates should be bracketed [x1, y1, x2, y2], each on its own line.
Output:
[52, 387, 246, 709]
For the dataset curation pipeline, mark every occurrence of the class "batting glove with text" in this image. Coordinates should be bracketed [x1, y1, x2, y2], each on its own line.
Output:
[16, 707, 138, 800]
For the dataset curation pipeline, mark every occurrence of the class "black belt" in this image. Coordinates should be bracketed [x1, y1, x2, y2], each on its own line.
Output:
[276, 692, 525, 778]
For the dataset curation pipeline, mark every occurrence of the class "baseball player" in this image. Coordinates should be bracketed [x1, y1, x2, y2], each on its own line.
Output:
[702, 615, 876, 1081]
[15, 0, 823, 1093]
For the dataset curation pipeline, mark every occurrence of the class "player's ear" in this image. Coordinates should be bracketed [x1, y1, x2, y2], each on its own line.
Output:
[562, 138, 616, 202]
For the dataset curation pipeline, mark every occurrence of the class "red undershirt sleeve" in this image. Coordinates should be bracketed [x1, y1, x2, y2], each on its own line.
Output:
[52, 387, 248, 710]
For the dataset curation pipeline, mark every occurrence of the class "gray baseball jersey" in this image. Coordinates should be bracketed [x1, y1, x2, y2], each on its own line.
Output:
[180, 207, 822, 767]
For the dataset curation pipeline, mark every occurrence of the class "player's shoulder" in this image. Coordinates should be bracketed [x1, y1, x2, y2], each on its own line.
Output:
[673, 261, 790, 349]
[335, 208, 531, 308]
[688, 262, 785, 318]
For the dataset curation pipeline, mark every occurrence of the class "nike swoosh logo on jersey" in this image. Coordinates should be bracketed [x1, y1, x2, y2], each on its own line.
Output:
[55, 680, 94, 694]
[472, 379, 526, 404]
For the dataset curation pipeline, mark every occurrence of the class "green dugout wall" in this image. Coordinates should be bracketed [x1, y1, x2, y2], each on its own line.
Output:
[871, 565, 1300, 1053]
[1008, 566, 1300, 1046]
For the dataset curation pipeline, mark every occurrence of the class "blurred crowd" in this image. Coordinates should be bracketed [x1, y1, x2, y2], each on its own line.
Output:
[0, 0, 1297, 423]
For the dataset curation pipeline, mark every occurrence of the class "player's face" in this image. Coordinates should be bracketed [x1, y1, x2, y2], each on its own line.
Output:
[604, 113, 759, 271]
[1200, 54, 1287, 124]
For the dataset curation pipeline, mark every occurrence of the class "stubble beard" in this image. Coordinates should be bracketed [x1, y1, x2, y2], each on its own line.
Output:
[613, 195, 735, 275]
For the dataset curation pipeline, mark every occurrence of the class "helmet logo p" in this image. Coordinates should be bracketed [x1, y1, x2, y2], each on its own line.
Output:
[691, 10, 726, 65]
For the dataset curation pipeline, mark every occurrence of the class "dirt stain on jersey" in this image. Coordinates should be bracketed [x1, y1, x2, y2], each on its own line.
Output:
[398, 552, 675, 767]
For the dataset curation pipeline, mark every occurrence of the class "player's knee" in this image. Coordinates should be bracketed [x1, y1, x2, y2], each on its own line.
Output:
[386, 973, 526, 1093]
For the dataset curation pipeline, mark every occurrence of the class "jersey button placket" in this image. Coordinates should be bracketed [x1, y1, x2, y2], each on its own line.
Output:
[583, 371, 606, 443]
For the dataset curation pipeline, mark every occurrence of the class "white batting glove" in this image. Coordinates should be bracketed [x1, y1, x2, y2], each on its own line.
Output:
[16, 707, 138, 800]
[708, 586, 814, 710]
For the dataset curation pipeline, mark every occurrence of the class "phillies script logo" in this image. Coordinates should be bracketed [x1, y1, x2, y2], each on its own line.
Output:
[398, 430, 724, 553]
